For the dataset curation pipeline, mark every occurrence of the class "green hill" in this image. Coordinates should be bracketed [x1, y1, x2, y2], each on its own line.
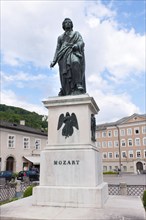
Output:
[0, 104, 48, 130]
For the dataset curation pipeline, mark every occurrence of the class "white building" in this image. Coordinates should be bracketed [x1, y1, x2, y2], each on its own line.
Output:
[0, 120, 47, 172]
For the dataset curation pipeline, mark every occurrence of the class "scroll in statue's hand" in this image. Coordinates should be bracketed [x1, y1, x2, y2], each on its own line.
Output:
[50, 61, 56, 68]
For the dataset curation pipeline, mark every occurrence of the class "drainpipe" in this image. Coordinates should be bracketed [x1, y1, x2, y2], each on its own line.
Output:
[116, 125, 122, 171]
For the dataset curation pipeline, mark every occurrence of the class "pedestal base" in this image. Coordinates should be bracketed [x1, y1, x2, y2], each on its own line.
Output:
[33, 182, 108, 208]
[1, 195, 145, 220]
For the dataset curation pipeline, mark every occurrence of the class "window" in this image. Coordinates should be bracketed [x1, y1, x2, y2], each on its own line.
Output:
[128, 139, 133, 147]
[102, 141, 107, 148]
[8, 135, 15, 148]
[143, 137, 146, 146]
[114, 140, 119, 148]
[108, 130, 112, 137]
[127, 128, 132, 135]
[128, 150, 134, 158]
[108, 141, 112, 148]
[133, 117, 138, 121]
[121, 139, 126, 147]
[142, 126, 146, 134]
[102, 131, 106, 138]
[109, 166, 112, 171]
[96, 142, 101, 148]
[144, 150, 146, 158]
[114, 130, 118, 137]
[115, 166, 118, 170]
[114, 152, 119, 158]
[123, 166, 127, 171]
[103, 166, 107, 172]
[130, 166, 134, 171]
[136, 150, 141, 158]
[35, 139, 41, 150]
[135, 138, 140, 146]
[102, 153, 107, 159]
[108, 152, 113, 158]
[23, 137, 30, 149]
[121, 151, 127, 158]
[120, 129, 125, 136]
[23, 162, 28, 170]
[96, 132, 100, 138]
[134, 127, 140, 135]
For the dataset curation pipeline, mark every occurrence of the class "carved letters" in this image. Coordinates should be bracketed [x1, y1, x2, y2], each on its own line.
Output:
[54, 160, 80, 165]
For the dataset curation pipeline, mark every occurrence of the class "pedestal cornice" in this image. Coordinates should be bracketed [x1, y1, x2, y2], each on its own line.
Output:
[42, 93, 99, 114]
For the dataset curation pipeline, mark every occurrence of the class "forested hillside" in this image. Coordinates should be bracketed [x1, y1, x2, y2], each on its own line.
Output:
[0, 104, 48, 130]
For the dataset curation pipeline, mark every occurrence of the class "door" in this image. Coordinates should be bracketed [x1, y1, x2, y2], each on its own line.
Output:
[6, 157, 14, 171]
[136, 161, 143, 173]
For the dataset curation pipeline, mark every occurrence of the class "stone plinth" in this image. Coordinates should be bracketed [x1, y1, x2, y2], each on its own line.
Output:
[33, 94, 108, 208]
[33, 184, 108, 208]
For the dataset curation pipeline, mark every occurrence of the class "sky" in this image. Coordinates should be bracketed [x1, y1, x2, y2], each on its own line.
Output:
[1, 0, 146, 124]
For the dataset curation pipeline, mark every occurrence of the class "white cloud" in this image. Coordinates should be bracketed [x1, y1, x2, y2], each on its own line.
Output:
[1, 70, 60, 95]
[85, 19, 145, 82]
[86, 17, 100, 28]
[84, 1, 116, 19]
[87, 73, 112, 92]
[89, 90, 141, 124]
[1, 71, 48, 82]
[1, 90, 47, 115]
[1, 1, 86, 67]
[2, 1, 145, 80]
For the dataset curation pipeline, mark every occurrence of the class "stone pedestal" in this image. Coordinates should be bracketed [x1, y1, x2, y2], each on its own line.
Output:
[33, 94, 108, 208]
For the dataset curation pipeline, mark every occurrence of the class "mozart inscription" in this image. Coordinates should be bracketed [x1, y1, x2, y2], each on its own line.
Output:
[54, 160, 80, 165]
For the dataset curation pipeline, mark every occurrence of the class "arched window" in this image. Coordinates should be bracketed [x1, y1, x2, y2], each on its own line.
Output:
[136, 161, 143, 172]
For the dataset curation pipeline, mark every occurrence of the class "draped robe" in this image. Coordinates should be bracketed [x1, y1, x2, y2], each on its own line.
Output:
[52, 31, 86, 95]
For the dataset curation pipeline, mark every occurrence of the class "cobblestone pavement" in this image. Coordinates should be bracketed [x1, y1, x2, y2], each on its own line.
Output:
[103, 173, 146, 185]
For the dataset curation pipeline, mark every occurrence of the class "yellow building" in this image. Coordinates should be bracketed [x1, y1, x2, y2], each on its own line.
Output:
[96, 113, 146, 173]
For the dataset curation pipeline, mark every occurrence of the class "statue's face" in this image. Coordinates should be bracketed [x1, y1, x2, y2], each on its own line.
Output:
[63, 19, 72, 30]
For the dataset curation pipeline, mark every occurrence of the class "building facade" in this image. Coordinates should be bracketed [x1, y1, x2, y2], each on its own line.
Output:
[0, 121, 47, 172]
[96, 114, 146, 173]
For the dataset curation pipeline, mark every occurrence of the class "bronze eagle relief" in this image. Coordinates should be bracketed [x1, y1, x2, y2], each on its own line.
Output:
[57, 112, 79, 138]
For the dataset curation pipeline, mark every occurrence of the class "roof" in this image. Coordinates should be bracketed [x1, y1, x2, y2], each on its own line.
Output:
[0, 120, 47, 136]
[96, 113, 146, 131]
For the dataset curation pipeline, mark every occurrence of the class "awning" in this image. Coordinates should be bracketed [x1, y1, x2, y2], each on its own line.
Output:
[23, 156, 40, 165]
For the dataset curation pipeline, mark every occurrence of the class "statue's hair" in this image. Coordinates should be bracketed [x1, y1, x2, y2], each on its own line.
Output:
[62, 18, 73, 30]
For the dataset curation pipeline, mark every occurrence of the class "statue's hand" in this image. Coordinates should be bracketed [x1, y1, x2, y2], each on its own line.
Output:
[72, 44, 78, 52]
[66, 43, 73, 47]
[50, 61, 56, 68]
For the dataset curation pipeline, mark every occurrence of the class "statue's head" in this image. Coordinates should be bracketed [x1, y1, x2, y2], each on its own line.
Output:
[62, 18, 73, 30]
[66, 112, 70, 117]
